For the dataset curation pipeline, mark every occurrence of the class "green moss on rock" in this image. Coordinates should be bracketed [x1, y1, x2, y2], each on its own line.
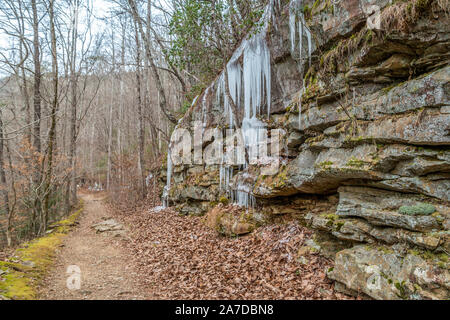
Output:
[219, 196, 229, 205]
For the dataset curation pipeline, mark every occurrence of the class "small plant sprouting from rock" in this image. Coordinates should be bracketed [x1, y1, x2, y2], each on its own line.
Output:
[315, 160, 333, 170]
[346, 157, 369, 168]
[398, 203, 436, 216]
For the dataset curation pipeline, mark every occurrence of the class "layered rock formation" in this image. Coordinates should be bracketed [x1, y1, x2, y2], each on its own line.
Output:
[162, 0, 449, 299]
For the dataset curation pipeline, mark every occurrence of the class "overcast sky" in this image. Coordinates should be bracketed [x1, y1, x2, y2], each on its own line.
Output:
[0, 0, 173, 78]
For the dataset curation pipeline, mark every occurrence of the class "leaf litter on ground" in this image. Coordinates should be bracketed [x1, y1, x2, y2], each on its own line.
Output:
[107, 203, 357, 300]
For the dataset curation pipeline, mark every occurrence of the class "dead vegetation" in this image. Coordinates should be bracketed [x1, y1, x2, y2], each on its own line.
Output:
[112, 204, 358, 300]
[381, 0, 449, 32]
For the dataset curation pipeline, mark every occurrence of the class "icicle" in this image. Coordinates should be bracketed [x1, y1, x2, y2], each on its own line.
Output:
[289, 0, 313, 68]
[303, 15, 312, 68]
[192, 95, 199, 108]
[219, 161, 224, 190]
[202, 86, 211, 134]
[166, 150, 172, 190]
[288, 0, 313, 130]
[232, 172, 256, 211]
[289, 3, 297, 54]
[243, 33, 271, 121]
[230, 5, 272, 208]
[226, 60, 242, 128]
[299, 15, 303, 66]
[298, 87, 304, 130]
[162, 149, 172, 208]
[191, 1, 278, 209]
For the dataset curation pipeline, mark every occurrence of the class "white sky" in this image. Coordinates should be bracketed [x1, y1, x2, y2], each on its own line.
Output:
[0, 0, 171, 77]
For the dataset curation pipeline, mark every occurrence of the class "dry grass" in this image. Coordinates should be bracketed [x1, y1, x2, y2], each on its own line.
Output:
[319, 28, 373, 76]
[435, 0, 449, 15]
[379, 0, 443, 33]
[318, 0, 446, 76]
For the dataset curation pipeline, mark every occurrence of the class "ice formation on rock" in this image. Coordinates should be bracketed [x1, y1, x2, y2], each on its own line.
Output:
[289, 0, 313, 130]
[164, 0, 283, 209]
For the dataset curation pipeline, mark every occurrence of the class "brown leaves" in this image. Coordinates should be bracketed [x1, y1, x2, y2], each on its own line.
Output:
[114, 205, 354, 300]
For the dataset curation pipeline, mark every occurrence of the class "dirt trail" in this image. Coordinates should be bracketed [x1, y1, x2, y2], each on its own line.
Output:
[39, 193, 148, 300]
[39, 193, 352, 300]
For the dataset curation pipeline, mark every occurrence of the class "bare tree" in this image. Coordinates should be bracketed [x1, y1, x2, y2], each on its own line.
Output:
[31, 0, 42, 153]
[127, 0, 177, 124]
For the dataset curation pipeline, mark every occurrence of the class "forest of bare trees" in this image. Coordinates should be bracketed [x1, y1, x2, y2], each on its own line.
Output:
[0, 0, 267, 248]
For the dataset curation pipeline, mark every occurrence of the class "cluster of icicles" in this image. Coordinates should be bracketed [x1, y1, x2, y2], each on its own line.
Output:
[289, 0, 313, 130]
[163, 0, 312, 209]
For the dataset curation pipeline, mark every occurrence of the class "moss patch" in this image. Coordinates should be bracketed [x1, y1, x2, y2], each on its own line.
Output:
[219, 196, 229, 205]
[0, 202, 84, 300]
[344, 157, 367, 168]
[398, 203, 436, 216]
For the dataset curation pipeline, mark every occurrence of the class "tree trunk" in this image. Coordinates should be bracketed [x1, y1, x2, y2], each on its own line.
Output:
[65, 0, 79, 214]
[17, 0, 32, 144]
[106, 81, 113, 190]
[31, 0, 42, 235]
[31, 0, 41, 153]
[42, 0, 59, 233]
[127, 0, 177, 124]
[134, 20, 146, 199]
[0, 109, 12, 246]
[106, 29, 115, 191]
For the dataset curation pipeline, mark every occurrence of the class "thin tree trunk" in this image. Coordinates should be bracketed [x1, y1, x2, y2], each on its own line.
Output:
[118, 17, 126, 187]
[127, 0, 177, 124]
[106, 83, 113, 190]
[0, 109, 12, 246]
[42, 0, 59, 233]
[134, 20, 146, 199]
[17, 0, 32, 144]
[106, 29, 115, 190]
[31, 0, 42, 235]
[70, 1, 79, 206]
[64, 0, 79, 214]
[31, 0, 41, 152]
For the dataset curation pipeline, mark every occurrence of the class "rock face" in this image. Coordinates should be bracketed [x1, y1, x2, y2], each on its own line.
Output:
[162, 0, 450, 299]
[328, 245, 449, 300]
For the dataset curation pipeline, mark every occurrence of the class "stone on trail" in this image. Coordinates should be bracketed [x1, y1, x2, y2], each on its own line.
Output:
[91, 219, 126, 237]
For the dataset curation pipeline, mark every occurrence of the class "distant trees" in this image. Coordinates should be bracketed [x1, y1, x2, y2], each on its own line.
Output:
[168, 0, 266, 85]
[0, 0, 271, 247]
[0, 0, 103, 244]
